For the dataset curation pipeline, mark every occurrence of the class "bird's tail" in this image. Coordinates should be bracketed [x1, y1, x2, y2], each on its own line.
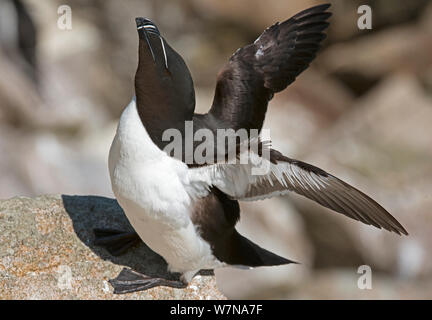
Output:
[227, 231, 298, 267]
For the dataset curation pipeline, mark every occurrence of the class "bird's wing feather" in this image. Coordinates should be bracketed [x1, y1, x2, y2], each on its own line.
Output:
[208, 4, 331, 130]
[189, 146, 408, 236]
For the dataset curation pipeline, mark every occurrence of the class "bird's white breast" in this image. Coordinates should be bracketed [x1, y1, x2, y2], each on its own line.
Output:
[108, 99, 222, 273]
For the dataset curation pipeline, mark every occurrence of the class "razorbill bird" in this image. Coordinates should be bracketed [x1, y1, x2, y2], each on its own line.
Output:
[95, 4, 408, 294]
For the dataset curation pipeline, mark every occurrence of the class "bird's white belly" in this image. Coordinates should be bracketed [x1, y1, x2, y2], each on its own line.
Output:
[108, 100, 222, 273]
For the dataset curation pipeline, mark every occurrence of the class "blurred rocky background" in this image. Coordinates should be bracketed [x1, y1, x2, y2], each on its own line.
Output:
[0, 0, 431, 299]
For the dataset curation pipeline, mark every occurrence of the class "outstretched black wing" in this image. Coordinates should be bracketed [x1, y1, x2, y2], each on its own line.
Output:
[189, 148, 408, 236]
[208, 4, 331, 130]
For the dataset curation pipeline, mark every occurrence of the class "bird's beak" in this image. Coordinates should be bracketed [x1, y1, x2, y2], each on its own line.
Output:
[135, 17, 168, 69]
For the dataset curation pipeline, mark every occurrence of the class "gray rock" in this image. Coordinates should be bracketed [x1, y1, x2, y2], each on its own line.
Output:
[300, 74, 432, 277]
[0, 194, 225, 299]
[321, 24, 432, 79]
[250, 269, 432, 299]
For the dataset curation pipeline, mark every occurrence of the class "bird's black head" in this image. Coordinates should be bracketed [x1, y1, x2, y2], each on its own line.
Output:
[134, 17, 196, 143]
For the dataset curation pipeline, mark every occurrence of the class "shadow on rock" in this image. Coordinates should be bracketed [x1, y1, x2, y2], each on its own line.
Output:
[61, 194, 177, 279]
